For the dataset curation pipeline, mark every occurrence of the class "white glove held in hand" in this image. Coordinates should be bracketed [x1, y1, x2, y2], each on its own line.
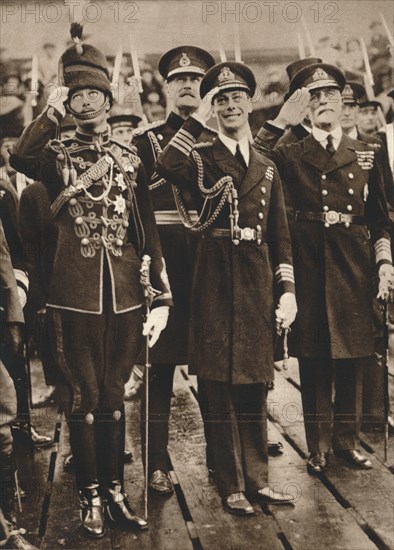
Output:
[17, 287, 27, 309]
[143, 306, 169, 348]
[377, 264, 394, 301]
[47, 86, 69, 117]
[275, 292, 297, 332]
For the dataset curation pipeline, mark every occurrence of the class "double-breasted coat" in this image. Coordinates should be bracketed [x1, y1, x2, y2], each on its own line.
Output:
[157, 117, 295, 384]
[132, 112, 216, 364]
[254, 127, 392, 359]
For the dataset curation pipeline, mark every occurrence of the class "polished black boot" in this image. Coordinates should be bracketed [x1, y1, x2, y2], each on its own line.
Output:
[79, 486, 106, 539]
[105, 482, 148, 530]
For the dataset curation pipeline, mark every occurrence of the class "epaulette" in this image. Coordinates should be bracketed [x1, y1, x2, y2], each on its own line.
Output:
[132, 119, 166, 138]
[194, 141, 213, 149]
[109, 138, 139, 155]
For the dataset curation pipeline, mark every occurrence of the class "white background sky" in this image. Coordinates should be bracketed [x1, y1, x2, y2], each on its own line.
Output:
[1, 0, 393, 58]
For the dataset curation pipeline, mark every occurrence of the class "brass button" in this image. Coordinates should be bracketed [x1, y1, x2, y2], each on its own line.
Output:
[157, 134, 163, 141]
[348, 188, 354, 195]
[258, 212, 264, 220]
[345, 222, 350, 228]
[75, 216, 83, 225]
[69, 198, 77, 206]
[116, 238, 123, 246]
[323, 205, 329, 212]
[123, 220, 129, 227]
[322, 189, 328, 196]
[324, 222, 330, 228]
[348, 173, 354, 179]
[347, 205, 352, 211]
[321, 174, 327, 180]
[261, 199, 266, 206]
[81, 237, 89, 245]
[261, 186, 266, 194]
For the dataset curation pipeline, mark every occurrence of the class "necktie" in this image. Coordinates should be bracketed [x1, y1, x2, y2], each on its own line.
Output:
[235, 144, 247, 170]
[326, 134, 336, 155]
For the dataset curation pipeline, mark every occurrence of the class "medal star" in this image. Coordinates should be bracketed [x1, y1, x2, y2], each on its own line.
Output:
[113, 194, 126, 215]
[114, 172, 126, 191]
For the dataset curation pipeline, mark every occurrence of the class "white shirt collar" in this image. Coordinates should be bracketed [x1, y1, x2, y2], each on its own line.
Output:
[348, 127, 358, 140]
[301, 123, 312, 134]
[312, 125, 343, 150]
[218, 133, 250, 166]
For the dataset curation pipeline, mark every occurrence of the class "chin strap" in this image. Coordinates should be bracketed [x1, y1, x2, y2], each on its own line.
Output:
[67, 102, 108, 121]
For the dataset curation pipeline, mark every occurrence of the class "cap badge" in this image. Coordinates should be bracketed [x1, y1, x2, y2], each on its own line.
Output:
[179, 52, 191, 67]
[312, 68, 329, 81]
[343, 84, 352, 96]
[218, 66, 235, 82]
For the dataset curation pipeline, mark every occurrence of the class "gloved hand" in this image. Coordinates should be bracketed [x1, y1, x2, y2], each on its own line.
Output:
[377, 264, 394, 301]
[273, 87, 311, 129]
[124, 366, 144, 400]
[47, 85, 69, 117]
[275, 292, 297, 332]
[17, 286, 27, 309]
[143, 306, 169, 348]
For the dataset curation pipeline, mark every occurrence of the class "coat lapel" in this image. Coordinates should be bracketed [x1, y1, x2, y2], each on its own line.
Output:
[213, 138, 245, 188]
[328, 133, 356, 171]
[302, 134, 334, 172]
[238, 145, 266, 198]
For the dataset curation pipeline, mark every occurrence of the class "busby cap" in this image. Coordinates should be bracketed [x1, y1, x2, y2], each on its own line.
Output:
[289, 63, 346, 95]
[158, 46, 215, 81]
[200, 62, 256, 101]
[342, 81, 365, 104]
[59, 24, 112, 99]
[108, 106, 141, 129]
[286, 57, 322, 82]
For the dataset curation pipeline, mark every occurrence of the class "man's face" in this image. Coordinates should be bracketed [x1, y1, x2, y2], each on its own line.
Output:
[308, 87, 342, 128]
[340, 103, 359, 132]
[167, 74, 202, 111]
[358, 107, 379, 133]
[212, 90, 252, 134]
[111, 126, 133, 145]
[69, 88, 109, 126]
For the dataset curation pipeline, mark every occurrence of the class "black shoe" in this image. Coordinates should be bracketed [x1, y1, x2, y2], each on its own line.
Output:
[334, 449, 373, 469]
[105, 483, 148, 530]
[268, 441, 284, 457]
[148, 470, 174, 495]
[307, 453, 328, 474]
[12, 424, 53, 448]
[79, 486, 106, 539]
[65, 449, 133, 472]
[256, 487, 295, 505]
[222, 493, 255, 516]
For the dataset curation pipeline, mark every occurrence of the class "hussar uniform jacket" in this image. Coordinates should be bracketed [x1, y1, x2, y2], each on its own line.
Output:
[254, 126, 392, 359]
[10, 107, 172, 314]
[157, 116, 295, 384]
[132, 112, 216, 363]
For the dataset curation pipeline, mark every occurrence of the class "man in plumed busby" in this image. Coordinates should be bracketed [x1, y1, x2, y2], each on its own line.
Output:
[10, 24, 172, 538]
[157, 62, 297, 515]
[253, 62, 394, 474]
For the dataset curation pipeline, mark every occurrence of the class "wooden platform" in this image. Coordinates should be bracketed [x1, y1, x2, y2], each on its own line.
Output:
[13, 353, 394, 550]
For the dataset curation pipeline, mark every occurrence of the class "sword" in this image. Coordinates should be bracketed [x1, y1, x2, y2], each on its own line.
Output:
[383, 290, 393, 462]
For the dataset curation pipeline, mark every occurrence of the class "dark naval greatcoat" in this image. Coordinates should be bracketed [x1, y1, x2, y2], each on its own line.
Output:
[132, 111, 216, 363]
[254, 127, 392, 360]
[157, 117, 295, 384]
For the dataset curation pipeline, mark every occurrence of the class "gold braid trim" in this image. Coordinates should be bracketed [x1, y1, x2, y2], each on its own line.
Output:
[147, 131, 167, 190]
[172, 149, 234, 232]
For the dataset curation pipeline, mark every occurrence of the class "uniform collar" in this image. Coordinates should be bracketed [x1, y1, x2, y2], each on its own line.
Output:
[348, 126, 358, 140]
[312, 125, 342, 150]
[75, 126, 110, 145]
[218, 132, 250, 166]
[167, 111, 188, 132]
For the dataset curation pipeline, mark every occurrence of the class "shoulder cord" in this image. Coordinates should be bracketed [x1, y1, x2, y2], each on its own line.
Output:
[172, 149, 234, 233]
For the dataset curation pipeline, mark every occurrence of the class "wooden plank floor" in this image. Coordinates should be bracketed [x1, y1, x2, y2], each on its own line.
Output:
[12, 350, 394, 549]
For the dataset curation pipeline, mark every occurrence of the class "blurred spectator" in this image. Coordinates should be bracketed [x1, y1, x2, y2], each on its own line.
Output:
[143, 101, 166, 122]
[341, 39, 364, 73]
[141, 66, 166, 106]
[368, 21, 391, 63]
[316, 36, 339, 65]
[358, 99, 382, 136]
[37, 42, 58, 86]
[108, 105, 142, 144]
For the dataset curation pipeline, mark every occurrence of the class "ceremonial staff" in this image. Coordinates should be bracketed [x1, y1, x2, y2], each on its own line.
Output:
[360, 35, 387, 127]
[129, 36, 149, 124]
[139, 255, 161, 520]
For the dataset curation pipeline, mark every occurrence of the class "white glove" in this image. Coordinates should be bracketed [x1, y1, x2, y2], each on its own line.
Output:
[143, 306, 169, 348]
[47, 86, 69, 117]
[273, 87, 311, 129]
[377, 264, 394, 301]
[275, 292, 297, 332]
[17, 286, 27, 309]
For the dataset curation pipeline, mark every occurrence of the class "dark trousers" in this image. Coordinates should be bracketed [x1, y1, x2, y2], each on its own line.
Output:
[299, 358, 363, 454]
[141, 363, 175, 477]
[198, 381, 268, 497]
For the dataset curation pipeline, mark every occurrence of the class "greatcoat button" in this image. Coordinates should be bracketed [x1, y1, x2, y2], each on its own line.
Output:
[348, 188, 354, 195]
[322, 189, 328, 196]
[261, 186, 266, 194]
[258, 212, 264, 220]
[348, 173, 354, 179]
[81, 238, 89, 245]
[347, 205, 352, 211]
[321, 174, 327, 180]
[323, 205, 329, 212]
[261, 199, 266, 206]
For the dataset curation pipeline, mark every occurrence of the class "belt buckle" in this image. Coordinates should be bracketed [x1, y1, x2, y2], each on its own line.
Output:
[324, 210, 340, 225]
[239, 227, 256, 241]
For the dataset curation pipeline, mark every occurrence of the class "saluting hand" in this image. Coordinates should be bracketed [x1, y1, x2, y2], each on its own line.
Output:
[47, 85, 70, 117]
[274, 87, 311, 129]
[193, 90, 215, 124]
